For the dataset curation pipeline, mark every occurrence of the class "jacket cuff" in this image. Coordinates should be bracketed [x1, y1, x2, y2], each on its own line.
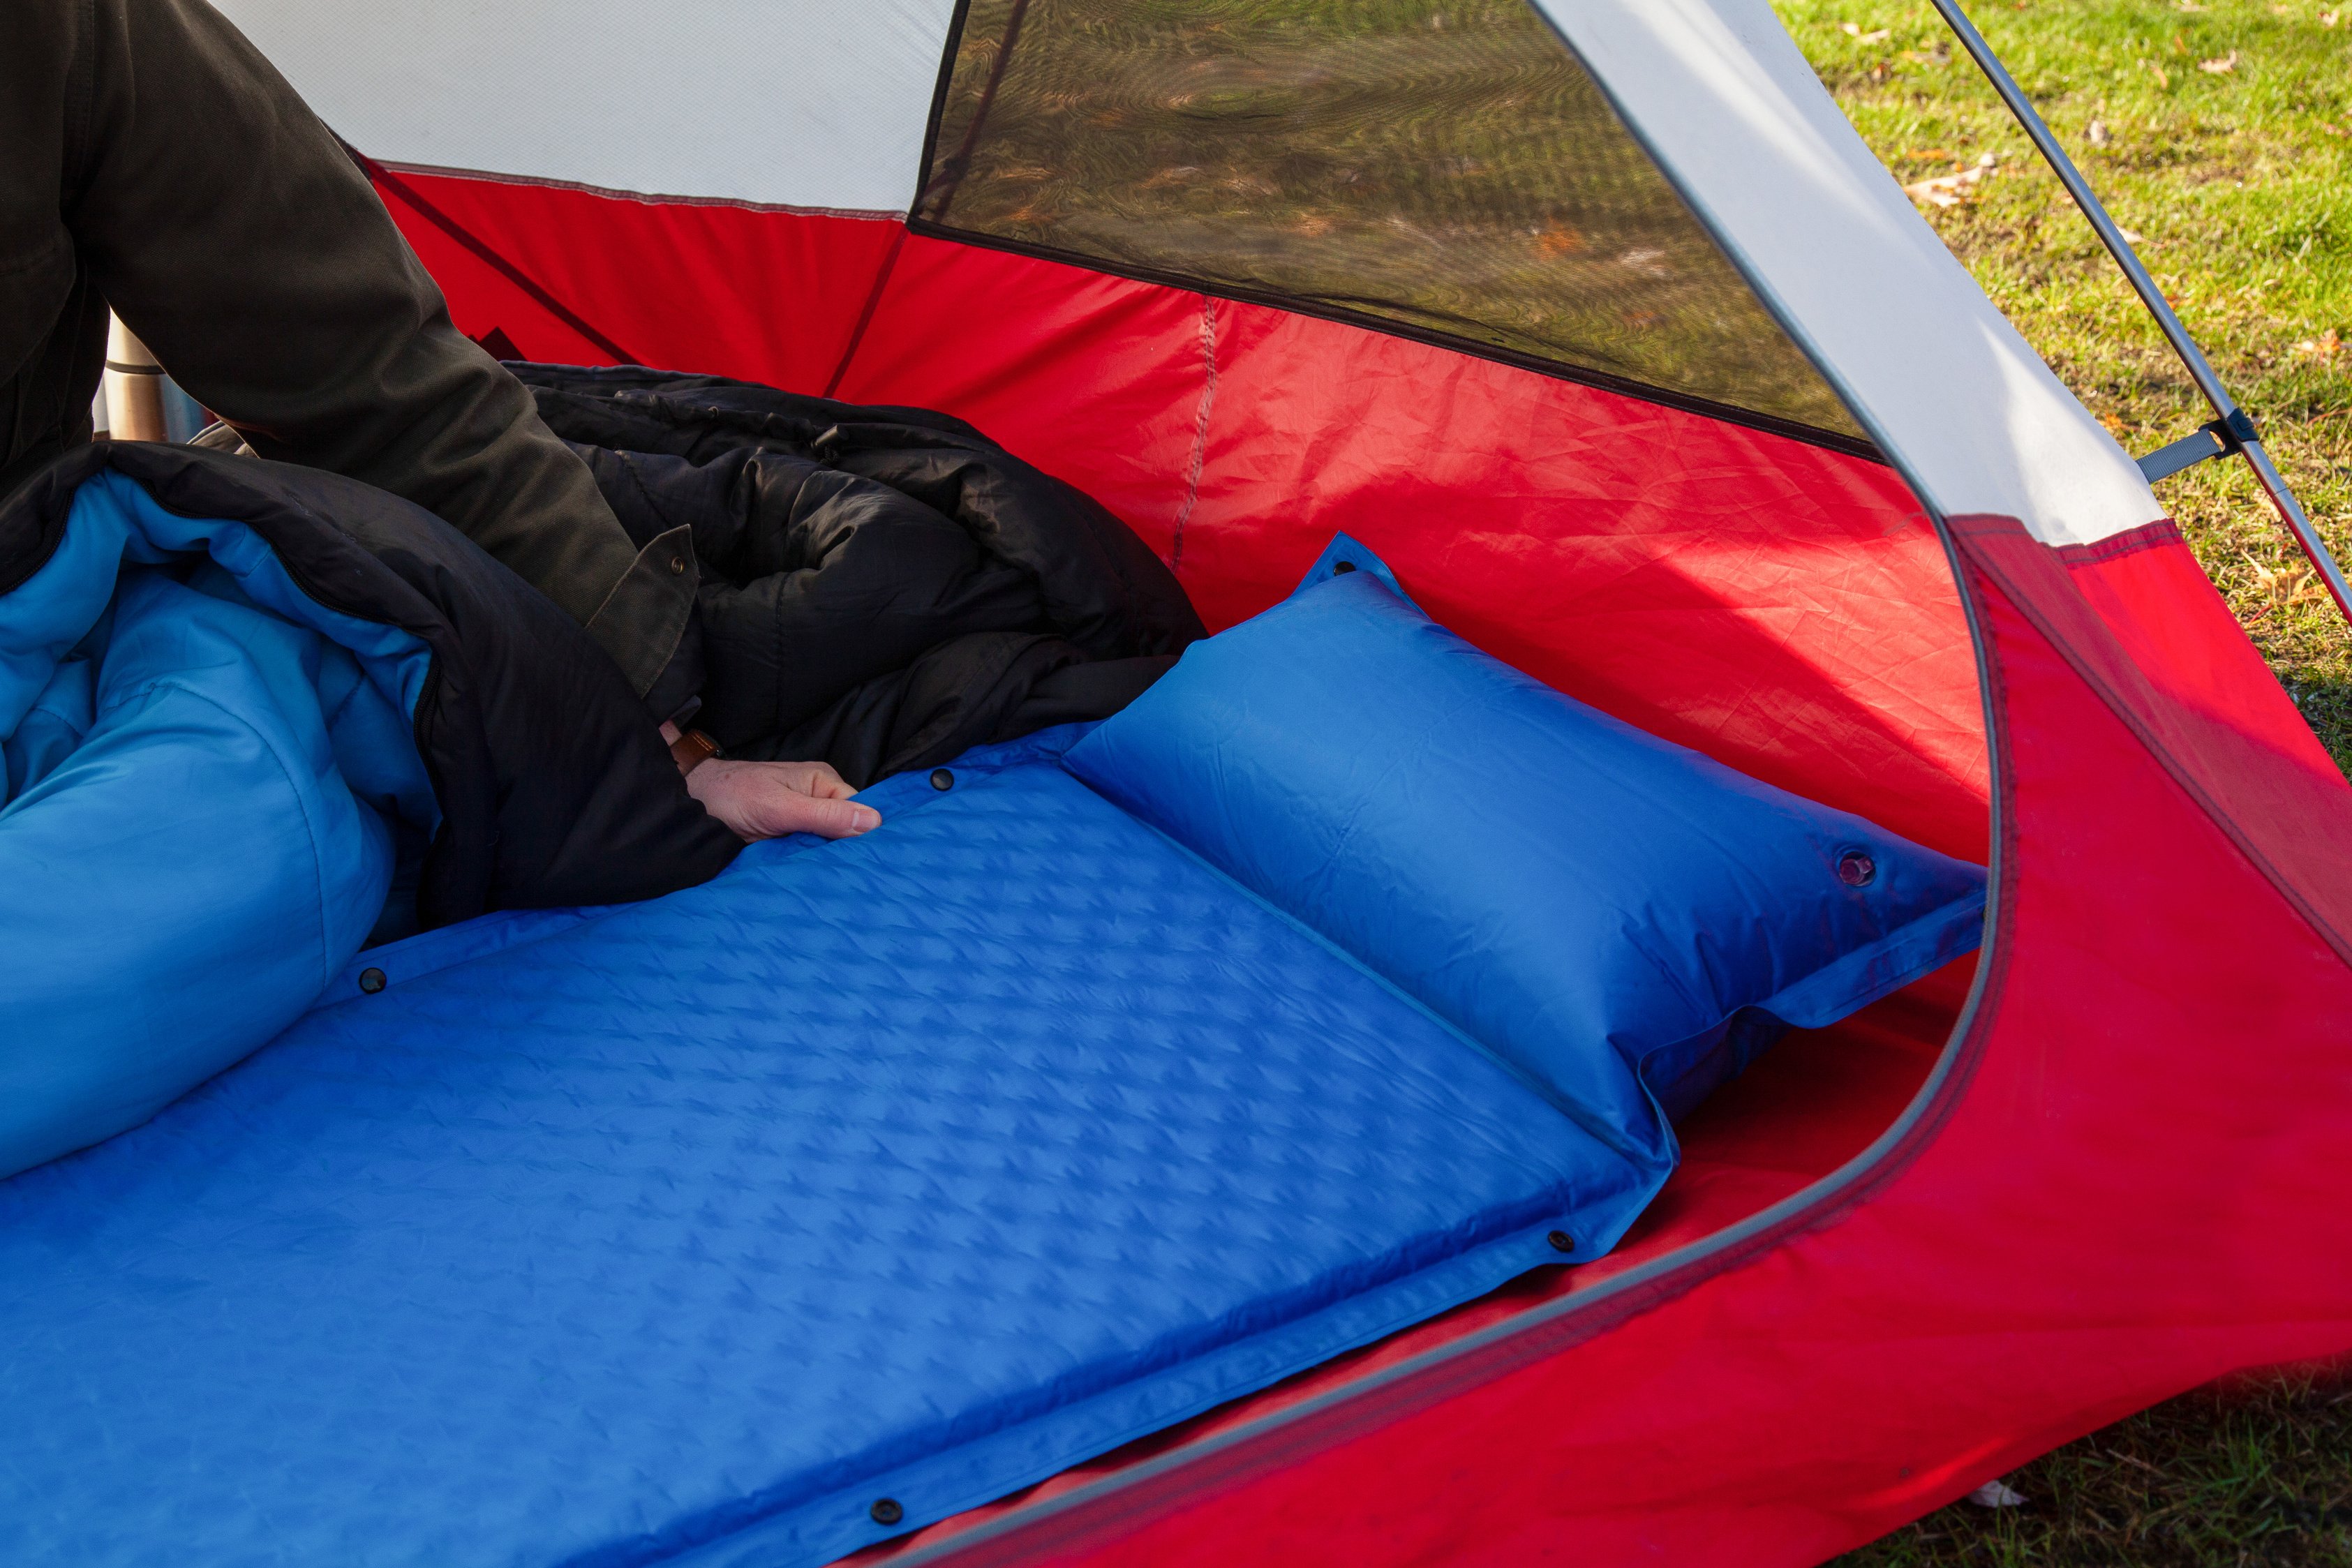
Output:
[584, 523, 701, 716]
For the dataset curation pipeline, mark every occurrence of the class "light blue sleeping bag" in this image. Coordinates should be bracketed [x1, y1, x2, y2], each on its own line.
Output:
[0, 472, 433, 1178]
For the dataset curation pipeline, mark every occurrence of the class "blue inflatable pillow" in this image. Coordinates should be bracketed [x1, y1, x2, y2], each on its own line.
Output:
[1063, 537, 1986, 1131]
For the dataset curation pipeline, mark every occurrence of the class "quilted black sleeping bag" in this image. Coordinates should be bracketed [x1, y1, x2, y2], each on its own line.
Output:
[514, 364, 1207, 786]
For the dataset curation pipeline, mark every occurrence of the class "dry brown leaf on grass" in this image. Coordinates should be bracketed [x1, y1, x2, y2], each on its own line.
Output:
[2247, 555, 2324, 611]
[2292, 329, 2344, 360]
[2199, 50, 2241, 73]
[1840, 21, 1893, 42]
[1903, 154, 1999, 208]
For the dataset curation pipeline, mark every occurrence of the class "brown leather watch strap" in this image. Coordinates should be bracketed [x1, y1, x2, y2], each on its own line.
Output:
[668, 727, 722, 775]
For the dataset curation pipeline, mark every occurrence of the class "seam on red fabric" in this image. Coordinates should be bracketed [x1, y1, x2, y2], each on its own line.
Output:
[1168, 296, 1219, 577]
[2051, 518, 2182, 568]
[364, 158, 903, 221]
[822, 225, 909, 400]
[1953, 517, 2352, 970]
[349, 145, 641, 365]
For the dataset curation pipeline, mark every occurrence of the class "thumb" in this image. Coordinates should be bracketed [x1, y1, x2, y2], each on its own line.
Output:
[786, 792, 881, 840]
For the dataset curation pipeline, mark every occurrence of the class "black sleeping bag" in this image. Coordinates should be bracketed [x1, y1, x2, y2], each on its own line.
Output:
[515, 364, 1207, 787]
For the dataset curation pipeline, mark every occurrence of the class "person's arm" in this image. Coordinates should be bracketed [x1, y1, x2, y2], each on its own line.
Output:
[62, 0, 692, 700]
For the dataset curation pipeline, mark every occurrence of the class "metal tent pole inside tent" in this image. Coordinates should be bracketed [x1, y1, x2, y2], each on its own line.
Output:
[105, 314, 170, 444]
[1926, 0, 2352, 627]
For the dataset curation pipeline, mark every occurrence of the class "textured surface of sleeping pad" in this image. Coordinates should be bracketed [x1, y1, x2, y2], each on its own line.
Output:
[0, 726, 1658, 1568]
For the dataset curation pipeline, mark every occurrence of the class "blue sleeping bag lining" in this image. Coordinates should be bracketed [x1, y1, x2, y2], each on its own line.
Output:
[0, 472, 433, 1178]
[1, 529, 1984, 1568]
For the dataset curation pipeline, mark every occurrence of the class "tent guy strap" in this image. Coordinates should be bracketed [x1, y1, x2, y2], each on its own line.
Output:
[1926, 0, 2352, 627]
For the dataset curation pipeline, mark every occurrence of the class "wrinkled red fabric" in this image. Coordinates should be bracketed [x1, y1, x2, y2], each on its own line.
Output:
[369, 164, 904, 394]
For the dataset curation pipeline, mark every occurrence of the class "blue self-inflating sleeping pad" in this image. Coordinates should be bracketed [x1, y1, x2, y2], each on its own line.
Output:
[0, 729, 1658, 1568]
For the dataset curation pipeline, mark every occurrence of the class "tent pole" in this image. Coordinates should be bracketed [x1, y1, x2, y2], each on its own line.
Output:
[1926, 0, 2352, 627]
[105, 313, 170, 444]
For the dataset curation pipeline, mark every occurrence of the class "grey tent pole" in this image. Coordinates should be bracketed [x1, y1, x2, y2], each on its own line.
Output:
[1926, 0, 2352, 627]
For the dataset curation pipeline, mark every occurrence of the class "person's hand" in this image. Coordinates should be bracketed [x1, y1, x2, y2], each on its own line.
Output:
[685, 758, 881, 842]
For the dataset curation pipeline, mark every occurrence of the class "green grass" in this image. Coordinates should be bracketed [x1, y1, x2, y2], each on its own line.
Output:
[1776, 0, 2352, 770]
[1831, 1366, 2352, 1565]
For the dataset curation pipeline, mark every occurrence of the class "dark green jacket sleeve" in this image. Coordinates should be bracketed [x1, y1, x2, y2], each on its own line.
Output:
[40, 0, 695, 700]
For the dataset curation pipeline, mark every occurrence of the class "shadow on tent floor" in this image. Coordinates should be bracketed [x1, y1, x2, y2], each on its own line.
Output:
[853, 956, 1975, 1562]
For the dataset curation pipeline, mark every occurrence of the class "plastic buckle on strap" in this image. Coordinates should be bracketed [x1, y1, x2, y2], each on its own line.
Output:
[2137, 410, 2258, 484]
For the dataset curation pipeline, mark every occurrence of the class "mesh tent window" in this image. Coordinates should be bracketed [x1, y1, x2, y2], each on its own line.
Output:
[914, 0, 1873, 452]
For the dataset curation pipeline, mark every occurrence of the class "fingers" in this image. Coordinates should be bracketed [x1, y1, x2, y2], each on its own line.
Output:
[803, 761, 856, 800]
